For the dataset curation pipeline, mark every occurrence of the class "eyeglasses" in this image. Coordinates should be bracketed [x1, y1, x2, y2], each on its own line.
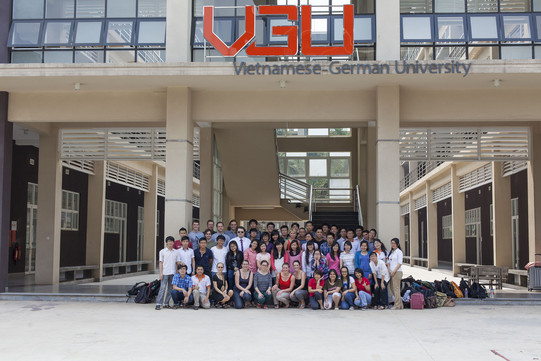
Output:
[217, 266, 224, 268]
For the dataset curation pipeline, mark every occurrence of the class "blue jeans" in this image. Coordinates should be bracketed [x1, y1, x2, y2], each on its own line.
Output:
[354, 292, 372, 308]
[309, 293, 323, 310]
[253, 291, 272, 305]
[155, 274, 173, 306]
[233, 288, 252, 309]
[227, 270, 236, 291]
[340, 292, 355, 309]
[171, 289, 194, 305]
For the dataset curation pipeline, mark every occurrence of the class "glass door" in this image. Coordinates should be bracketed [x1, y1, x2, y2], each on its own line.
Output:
[25, 183, 38, 274]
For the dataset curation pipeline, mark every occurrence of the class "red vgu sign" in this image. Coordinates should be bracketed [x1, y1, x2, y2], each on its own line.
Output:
[203, 5, 354, 57]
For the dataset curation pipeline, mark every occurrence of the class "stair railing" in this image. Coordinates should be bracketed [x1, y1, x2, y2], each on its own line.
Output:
[354, 184, 363, 227]
[279, 172, 313, 220]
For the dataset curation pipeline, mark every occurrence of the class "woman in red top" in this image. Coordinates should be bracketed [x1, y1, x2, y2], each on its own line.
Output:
[353, 268, 372, 310]
[271, 263, 294, 309]
[308, 269, 325, 310]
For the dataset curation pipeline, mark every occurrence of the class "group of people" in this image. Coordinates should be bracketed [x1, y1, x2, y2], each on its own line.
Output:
[155, 219, 404, 311]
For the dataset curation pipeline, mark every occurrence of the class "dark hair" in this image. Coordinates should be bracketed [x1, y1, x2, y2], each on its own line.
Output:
[388, 238, 402, 258]
[259, 242, 268, 252]
[249, 228, 258, 234]
[165, 236, 175, 243]
[314, 269, 324, 278]
[270, 230, 280, 241]
[293, 260, 301, 267]
[199, 236, 206, 242]
[216, 221, 224, 226]
[207, 219, 214, 224]
[305, 221, 313, 226]
[196, 265, 204, 270]
[273, 240, 286, 259]
[291, 222, 300, 228]
[261, 260, 269, 266]
[261, 231, 270, 241]
[280, 225, 289, 230]
[331, 224, 338, 230]
[370, 228, 377, 234]
[177, 264, 188, 271]
[356, 225, 364, 232]
[330, 241, 341, 261]
[341, 267, 351, 289]
[322, 223, 330, 228]
[227, 219, 237, 231]
[179, 227, 187, 233]
[267, 222, 275, 228]
[315, 227, 323, 232]
[250, 239, 259, 251]
[369, 251, 377, 258]
[354, 268, 364, 278]
[192, 220, 199, 224]
[374, 238, 388, 256]
[249, 219, 258, 225]
[204, 229, 212, 235]
[326, 233, 335, 240]
[328, 269, 339, 282]
[217, 235, 226, 241]
[289, 240, 301, 256]
[360, 240, 369, 251]
[347, 229, 355, 237]
[305, 241, 315, 266]
[362, 230, 369, 235]
[343, 240, 352, 252]
[181, 236, 189, 241]
[237, 226, 246, 233]
[228, 240, 238, 251]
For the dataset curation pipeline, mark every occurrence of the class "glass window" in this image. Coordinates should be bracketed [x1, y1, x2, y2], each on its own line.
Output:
[44, 50, 73, 62]
[401, 0, 432, 13]
[137, 49, 166, 62]
[502, 15, 531, 40]
[75, 50, 104, 62]
[287, 128, 308, 136]
[207, 19, 234, 44]
[329, 128, 351, 136]
[287, 159, 306, 177]
[13, 0, 44, 19]
[500, 46, 532, 59]
[269, 18, 295, 43]
[435, 0, 464, 13]
[330, 159, 349, 177]
[309, 159, 327, 177]
[138, 0, 166, 17]
[239, 18, 265, 46]
[469, 16, 499, 39]
[435, 46, 466, 59]
[401, 46, 434, 60]
[500, 0, 530, 12]
[311, 18, 329, 42]
[76, 0, 105, 18]
[11, 51, 42, 63]
[106, 50, 136, 63]
[468, 46, 499, 59]
[137, 21, 166, 44]
[402, 16, 432, 41]
[535, 0, 541, 11]
[467, 0, 498, 13]
[308, 128, 329, 136]
[9, 22, 42, 46]
[107, 0, 136, 17]
[43, 21, 73, 45]
[348, 0, 375, 14]
[46, 0, 75, 18]
[286, 152, 307, 157]
[333, 17, 372, 42]
[437, 17, 465, 41]
[535, 46, 541, 58]
[74, 21, 102, 44]
[106, 20, 134, 44]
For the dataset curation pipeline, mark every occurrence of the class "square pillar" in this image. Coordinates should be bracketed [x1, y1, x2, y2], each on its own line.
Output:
[409, 193, 418, 266]
[426, 182, 438, 270]
[86, 161, 106, 281]
[376, 86, 400, 246]
[166, 0, 192, 62]
[35, 130, 62, 285]
[451, 164, 466, 275]
[0, 92, 12, 292]
[143, 164, 158, 271]
[199, 126, 213, 224]
[165, 87, 193, 239]
[366, 125, 377, 228]
[492, 162, 512, 267]
[376, 0, 400, 60]
[528, 124, 541, 261]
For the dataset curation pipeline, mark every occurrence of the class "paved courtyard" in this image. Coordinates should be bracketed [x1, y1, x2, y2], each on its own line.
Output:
[0, 300, 540, 361]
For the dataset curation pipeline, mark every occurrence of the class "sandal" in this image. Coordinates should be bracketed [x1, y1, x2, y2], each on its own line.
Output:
[274, 304, 280, 309]
[299, 304, 305, 309]
[379, 306, 385, 310]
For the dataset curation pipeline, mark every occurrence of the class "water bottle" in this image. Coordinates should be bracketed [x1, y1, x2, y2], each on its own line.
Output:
[490, 287, 495, 299]
[465, 289, 468, 298]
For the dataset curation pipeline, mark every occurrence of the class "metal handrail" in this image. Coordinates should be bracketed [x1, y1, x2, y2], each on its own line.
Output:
[400, 161, 443, 191]
[279, 173, 313, 219]
[355, 184, 363, 227]
[193, 161, 200, 180]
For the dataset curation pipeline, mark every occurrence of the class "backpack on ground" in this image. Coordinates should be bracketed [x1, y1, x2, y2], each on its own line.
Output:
[441, 280, 456, 298]
[459, 278, 471, 296]
[435, 291, 447, 307]
[450, 281, 464, 298]
[126, 281, 148, 303]
[135, 279, 161, 304]
[411, 293, 425, 310]
[444, 296, 456, 307]
[424, 295, 438, 309]
[469, 282, 488, 299]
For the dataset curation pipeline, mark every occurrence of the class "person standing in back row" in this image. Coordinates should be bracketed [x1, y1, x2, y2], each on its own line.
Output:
[156, 236, 180, 310]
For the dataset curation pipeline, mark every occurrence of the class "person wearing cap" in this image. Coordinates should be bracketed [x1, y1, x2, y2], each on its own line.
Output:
[156, 236, 180, 310]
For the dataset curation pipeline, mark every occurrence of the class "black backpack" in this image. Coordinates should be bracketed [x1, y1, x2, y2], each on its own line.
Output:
[441, 280, 456, 298]
[135, 279, 161, 304]
[459, 278, 471, 296]
[126, 282, 148, 302]
[469, 282, 488, 299]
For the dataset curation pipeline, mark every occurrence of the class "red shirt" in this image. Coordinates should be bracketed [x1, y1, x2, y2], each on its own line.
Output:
[308, 278, 325, 297]
[278, 273, 293, 290]
[355, 277, 371, 295]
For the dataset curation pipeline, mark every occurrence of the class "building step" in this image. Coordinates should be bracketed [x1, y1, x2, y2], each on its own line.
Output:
[0, 292, 127, 303]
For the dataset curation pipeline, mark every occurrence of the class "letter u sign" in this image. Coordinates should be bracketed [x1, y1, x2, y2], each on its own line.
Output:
[203, 5, 354, 57]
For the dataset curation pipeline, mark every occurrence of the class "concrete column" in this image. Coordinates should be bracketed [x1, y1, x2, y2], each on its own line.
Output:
[0, 93, 12, 292]
[143, 164, 158, 271]
[366, 125, 377, 228]
[409, 193, 418, 266]
[492, 162, 512, 267]
[376, 0, 400, 60]
[0, 0, 10, 63]
[166, 0, 192, 62]
[376, 86, 400, 246]
[451, 164, 466, 275]
[35, 130, 62, 285]
[528, 124, 541, 261]
[85, 161, 106, 281]
[199, 126, 213, 223]
[426, 182, 438, 270]
[165, 87, 193, 239]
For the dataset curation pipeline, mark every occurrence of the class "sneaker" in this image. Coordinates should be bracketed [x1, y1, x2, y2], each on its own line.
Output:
[263, 305, 268, 309]
[172, 305, 179, 310]
[349, 307, 355, 310]
[163, 305, 171, 309]
[257, 304, 262, 309]
[193, 306, 199, 310]
[155, 305, 161, 310]
[362, 306, 367, 310]
[334, 308, 339, 310]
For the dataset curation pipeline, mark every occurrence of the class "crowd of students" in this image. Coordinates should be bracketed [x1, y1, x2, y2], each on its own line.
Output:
[155, 219, 404, 311]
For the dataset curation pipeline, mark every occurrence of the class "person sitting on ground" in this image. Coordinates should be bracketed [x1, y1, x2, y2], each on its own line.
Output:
[171, 264, 193, 308]
[225, 240, 243, 291]
[353, 268, 371, 310]
[155, 236, 179, 310]
[253, 260, 273, 309]
[290, 260, 308, 309]
[233, 260, 253, 309]
[339, 266, 356, 310]
[272, 263, 294, 309]
[326, 241, 341, 274]
[191, 265, 211, 310]
[194, 237, 213, 277]
[308, 269, 325, 310]
[323, 269, 342, 310]
[256, 241, 271, 270]
[244, 239, 259, 274]
[340, 240, 355, 275]
[212, 262, 233, 308]
[311, 249, 329, 279]
[370, 251, 390, 310]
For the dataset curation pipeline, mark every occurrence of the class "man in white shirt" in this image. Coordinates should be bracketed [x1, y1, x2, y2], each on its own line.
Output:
[177, 236, 195, 275]
[211, 221, 231, 246]
[228, 227, 251, 253]
[156, 236, 180, 310]
[211, 235, 228, 277]
[188, 220, 204, 250]
[191, 265, 211, 310]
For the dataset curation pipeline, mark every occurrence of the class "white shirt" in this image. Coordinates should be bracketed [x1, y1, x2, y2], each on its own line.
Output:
[191, 274, 211, 295]
[177, 247, 195, 274]
[387, 248, 403, 273]
[159, 248, 179, 276]
[230, 236, 251, 253]
[337, 238, 346, 250]
[350, 239, 361, 254]
[370, 260, 390, 282]
[303, 252, 315, 277]
[272, 256, 285, 278]
[211, 246, 228, 273]
[211, 232, 231, 245]
[340, 252, 355, 274]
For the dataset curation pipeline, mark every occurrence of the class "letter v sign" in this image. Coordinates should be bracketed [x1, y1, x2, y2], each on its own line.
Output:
[204, 6, 255, 57]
